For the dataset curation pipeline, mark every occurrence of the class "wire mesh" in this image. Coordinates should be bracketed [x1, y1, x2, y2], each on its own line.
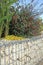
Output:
[0, 35, 43, 65]
[0, 39, 30, 65]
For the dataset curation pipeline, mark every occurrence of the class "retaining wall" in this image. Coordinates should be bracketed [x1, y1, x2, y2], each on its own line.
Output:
[0, 35, 43, 65]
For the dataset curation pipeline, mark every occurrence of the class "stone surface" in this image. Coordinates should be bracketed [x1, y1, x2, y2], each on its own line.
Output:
[0, 35, 43, 65]
[36, 59, 43, 65]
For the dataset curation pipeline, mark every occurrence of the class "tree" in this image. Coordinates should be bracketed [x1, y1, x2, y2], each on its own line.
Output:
[9, 0, 43, 37]
[0, 0, 17, 38]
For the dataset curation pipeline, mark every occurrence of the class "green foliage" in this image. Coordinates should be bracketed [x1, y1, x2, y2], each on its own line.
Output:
[0, 0, 43, 38]
[0, 0, 17, 38]
[40, 22, 43, 31]
[9, 5, 42, 37]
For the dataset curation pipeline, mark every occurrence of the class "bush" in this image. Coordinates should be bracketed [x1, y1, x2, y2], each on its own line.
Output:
[1, 0, 43, 38]
[9, 8, 42, 37]
[0, 0, 17, 38]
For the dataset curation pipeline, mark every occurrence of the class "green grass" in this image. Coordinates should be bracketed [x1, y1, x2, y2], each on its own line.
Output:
[40, 25, 43, 31]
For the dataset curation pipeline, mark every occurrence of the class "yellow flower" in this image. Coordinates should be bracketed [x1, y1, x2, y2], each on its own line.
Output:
[4, 35, 25, 40]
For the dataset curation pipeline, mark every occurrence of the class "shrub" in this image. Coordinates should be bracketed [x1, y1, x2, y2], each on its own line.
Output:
[0, 0, 17, 38]
[9, 7, 42, 37]
[1, 0, 43, 38]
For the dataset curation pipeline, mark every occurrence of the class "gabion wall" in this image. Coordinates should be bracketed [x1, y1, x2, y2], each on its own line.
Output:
[0, 35, 43, 65]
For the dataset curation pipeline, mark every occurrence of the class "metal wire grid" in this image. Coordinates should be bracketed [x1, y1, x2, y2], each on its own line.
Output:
[0, 40, 31, 65]
[0, 35, 43, 65]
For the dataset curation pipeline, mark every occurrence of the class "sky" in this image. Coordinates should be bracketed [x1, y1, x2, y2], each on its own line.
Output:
[13, 0, 43, 19]
[18, 0, 43, 6]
